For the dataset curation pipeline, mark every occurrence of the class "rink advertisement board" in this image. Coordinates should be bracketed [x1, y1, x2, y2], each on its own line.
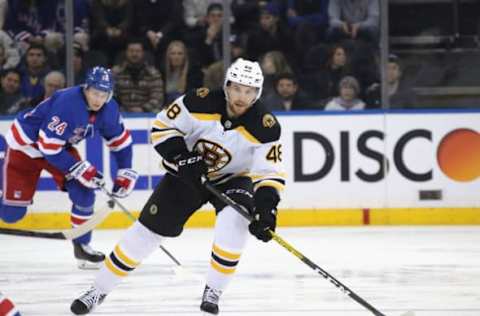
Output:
[0, 110, 479, 227]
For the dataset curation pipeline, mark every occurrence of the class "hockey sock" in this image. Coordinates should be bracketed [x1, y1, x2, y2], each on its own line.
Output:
[94, 221, 163, 294]
[71, 204, 94, 244]
[206, 205, 250, 291]
[0, 292, 21, 316]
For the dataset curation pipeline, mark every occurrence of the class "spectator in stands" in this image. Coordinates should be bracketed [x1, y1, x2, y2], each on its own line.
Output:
[246, 2, 294, 63]
[32, 70, 66, 105]
[183, 0, 222, 33]
[231, 0, 267, 34]
[3, 0, 63, 54]
[89, 0, 133, 66]
[301, 44, 352, 106]
[324, 76, 366, 111]
[287, 0, 330, 66]
[73, 43, 87, 85]
[203, 34, 245, 90]
[298, 44, 328, 104]
[0, 68, 22, 115]
[350, 42, 379, 101]
[365, 54, 416, 109]
[18, 44, 51, 100]
[11, 71, 66, 113]
[132, 0, 184, 66]
[260, 50, 293, 102]
[0, 31, 20, 70]
[324, 45, 352, 98]
[263, 73, 312, 111]
[190, 3, 231, 68]
[327, 0, 380, 44]
[386, 54, 416, 108]
[112, 39, 164, 113]
[54, 0, 91, 52]
[160, 40, 203, 105]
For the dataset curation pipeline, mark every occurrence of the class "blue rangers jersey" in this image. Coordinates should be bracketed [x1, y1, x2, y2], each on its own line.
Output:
[5, 86, 133, 172]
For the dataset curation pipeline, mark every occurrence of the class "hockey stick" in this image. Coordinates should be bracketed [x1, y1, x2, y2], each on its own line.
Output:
[0, 201, 112, 240]
[202, 177, 414, 316]
[98, 186, 200, 280]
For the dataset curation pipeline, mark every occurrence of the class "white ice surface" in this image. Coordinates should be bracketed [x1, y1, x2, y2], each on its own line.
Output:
[1, 226, 480, 316]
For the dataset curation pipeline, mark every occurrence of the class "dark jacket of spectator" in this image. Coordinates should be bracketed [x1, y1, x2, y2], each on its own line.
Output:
[0, 69, 22, 115]
[90, 0, 133, 65]
[19, 45, 51, 100]
[287, 0, 329, 28]
[4, 0, 58, 42]
[54, 0, 90, 34]
[246, 4, 294, 61]
[132, 0, 184, 55]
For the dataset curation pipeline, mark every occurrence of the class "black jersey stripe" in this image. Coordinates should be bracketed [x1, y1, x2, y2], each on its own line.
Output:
[211, 252, 239, 267]
[109, 252, 135, 272]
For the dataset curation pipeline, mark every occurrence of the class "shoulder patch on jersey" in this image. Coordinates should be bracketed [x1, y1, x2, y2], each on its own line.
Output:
[196, 87, 210, 98]
[241, 108, 281, 144]
[183, 89, 225, 114]
[262, 113, 277, 128]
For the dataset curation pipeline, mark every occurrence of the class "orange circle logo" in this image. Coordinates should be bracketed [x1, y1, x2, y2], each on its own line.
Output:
[437, 129, 480, 182]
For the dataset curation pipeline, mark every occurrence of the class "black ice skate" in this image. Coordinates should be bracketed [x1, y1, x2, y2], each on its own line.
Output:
[73, 242, 105, 270]
[200, 285, 222, 315]
[71, 287, 106, 315]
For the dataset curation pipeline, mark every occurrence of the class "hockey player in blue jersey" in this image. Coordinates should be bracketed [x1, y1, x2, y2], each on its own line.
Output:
[0, 66, 138, 269]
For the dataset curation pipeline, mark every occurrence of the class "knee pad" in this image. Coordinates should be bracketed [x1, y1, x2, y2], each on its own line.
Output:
[0, 204, 28, 223]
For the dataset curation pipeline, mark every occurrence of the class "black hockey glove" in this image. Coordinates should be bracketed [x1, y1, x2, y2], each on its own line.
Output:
[174, 151, 208, 191]
[249, 187, 280, 242]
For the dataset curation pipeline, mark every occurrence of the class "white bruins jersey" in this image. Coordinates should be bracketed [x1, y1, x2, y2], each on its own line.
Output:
[151, 88, 285, 193]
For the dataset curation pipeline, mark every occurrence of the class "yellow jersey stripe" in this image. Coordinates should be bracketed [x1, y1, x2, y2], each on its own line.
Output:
[114, 245, 139, 267]
[210, 259, 236, 275]
[234, 126, 260, 144]
[250, 172, 287, 181]
[255, 180, 285, 192]
[152, 120, 169, 129]
[152, 117, 173, 128]
[192, 113, 221, 121]
[212, 244, 241, 260]
[151, 130, 183, 142]
[105, 257, 128, 277]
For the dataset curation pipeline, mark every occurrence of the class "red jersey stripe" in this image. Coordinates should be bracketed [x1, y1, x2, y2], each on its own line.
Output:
[108, 130, 130, 148]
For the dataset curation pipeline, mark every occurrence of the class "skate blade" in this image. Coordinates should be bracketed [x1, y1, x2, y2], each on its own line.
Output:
[400, 312, 415, 316]
[77, 260, 102, 270]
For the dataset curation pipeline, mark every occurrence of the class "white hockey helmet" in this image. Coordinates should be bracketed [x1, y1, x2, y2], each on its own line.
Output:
[224, 58, 264, 102]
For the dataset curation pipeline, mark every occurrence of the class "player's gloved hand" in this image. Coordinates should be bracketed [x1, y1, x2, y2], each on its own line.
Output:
[67, 160, 104, 189]
[112, 168, 139, 198]
[249, 187, 280, 242]
[174, 151, 208, 190]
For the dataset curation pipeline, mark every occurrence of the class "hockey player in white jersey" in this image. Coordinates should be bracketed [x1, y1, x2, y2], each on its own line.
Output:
[70, 58, 285, 315]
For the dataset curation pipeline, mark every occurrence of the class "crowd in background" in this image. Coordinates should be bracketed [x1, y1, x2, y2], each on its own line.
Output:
[0, 0, 417, 115]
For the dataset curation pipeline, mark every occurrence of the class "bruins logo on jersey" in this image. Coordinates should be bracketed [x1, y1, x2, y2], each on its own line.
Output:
[262, 114, 276, 128]
[196, 87, 210, 98]
[193, 139, 231, 173]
